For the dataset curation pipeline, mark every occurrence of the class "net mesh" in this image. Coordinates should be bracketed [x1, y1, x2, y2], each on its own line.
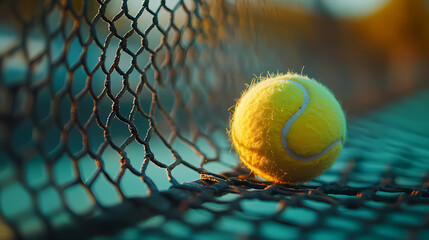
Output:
[0, 0, 429, 239]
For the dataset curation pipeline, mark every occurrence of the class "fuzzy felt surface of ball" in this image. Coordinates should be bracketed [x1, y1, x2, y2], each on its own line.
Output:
[230, 73, 346, 183]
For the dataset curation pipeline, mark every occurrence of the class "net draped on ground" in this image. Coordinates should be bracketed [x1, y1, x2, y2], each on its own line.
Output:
[0, 0, 428, 239]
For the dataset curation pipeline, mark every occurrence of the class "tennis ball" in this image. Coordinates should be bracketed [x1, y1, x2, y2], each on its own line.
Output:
[230, 73, 346, 183]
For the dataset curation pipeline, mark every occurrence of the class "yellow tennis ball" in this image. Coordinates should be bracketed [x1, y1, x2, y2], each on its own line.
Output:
[230, 73, 346, 183]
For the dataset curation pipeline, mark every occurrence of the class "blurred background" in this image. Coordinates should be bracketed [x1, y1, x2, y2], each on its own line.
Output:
[234, 0, 429, 114]
[1, 0, 429, 239]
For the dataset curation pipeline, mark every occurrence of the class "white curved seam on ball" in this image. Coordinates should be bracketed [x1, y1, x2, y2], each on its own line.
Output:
[280, 79, 342, 162]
